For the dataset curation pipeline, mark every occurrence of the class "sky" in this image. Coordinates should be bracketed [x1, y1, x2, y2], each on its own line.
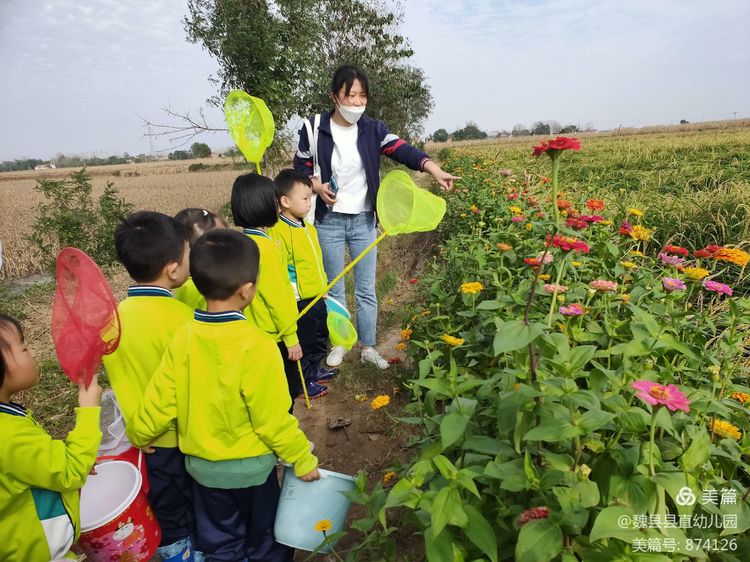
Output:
[1, 0, 748, 160]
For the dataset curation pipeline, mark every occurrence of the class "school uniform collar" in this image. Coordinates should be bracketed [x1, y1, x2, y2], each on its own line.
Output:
[243, 228, 269, 239]
[279, 214, 305, 229]
[0, 401, 28, 417]
[194, 310, 247, 323]
[127, 285, 173, 298]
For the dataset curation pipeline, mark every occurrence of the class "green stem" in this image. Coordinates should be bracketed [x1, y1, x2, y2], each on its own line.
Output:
[551, 156, 561, 228]
[649, 407, 658, 476]
[324, 532, 345, 562]
[547, 256, 568, 327]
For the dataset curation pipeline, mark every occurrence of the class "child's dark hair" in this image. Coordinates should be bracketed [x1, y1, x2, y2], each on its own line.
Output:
[231, 173, 279, 229]
[331, 64, 369, 97]
[114, 211, 190, 283]
[0, 314, 23, 389]
[274, 169, 312, 199]
[190, 230, 260, 300]
[175, 208, 227, 245]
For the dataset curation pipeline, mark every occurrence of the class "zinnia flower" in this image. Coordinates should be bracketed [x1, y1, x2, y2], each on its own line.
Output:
[507, 192, 519, 200]
[709, 419, 741, 440]
[571, 261, 583, 267]
[586, 199, 605, 211]
[731, 391, 750, 405]
[629, 250, 645, 257]
[703, 279, 733, 296]
[470, 204, 481, 214]
[579, 215, 604, 224]
[663, 245, 689, 257]
[629, 225, 652, 242]
[395, 342, 407, 351]
[497, 242, 513, 251]
[509, 206, 523, 214]
[694, 245, 721, 258]
[559, 303, 586, 316]
[557, 199, 573, 210]
[512, 216, 524, 223]
[371, 395, 391, 410]
[460, 282, 484, 294]
[621, 293, 631, 304]
[659, 252, 685, 267]
[314, 520, 333, 533]
[683, 267, 709, 280]
[619, 220, 634, 235]
[662, 278, 686, 291]
[621, 261, 637, 269]
[400, 328, 412, 341]
[440, 334, 464, 347]
[589, 279, 618, 292]
[631, 380, 690, 412]
[383, 471, 398, 485]
[543, 284, 568, 294]
[566, 217, 589, 230]
[532, 136, 581, 157]
[545, 234, 590, 253]
[713, 247, 750, 267]
[524, 257, 541, 268]
[536, 251, 554, 265]
[525, 223, 533, 231]
[627, 208, 644, 217]
[518, 507, 550, 527]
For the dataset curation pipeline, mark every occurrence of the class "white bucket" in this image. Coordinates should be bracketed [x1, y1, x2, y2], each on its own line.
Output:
[274, 466, 355, 552]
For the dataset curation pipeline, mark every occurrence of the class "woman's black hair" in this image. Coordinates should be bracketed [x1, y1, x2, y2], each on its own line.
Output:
[175, 208, 228, 245]
[231, 174, 279, 229]
[0, 314, 24, 389]
[330, 65, 369, 97]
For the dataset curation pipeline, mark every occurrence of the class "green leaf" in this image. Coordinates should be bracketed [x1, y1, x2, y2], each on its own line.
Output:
[463, 505, 498, 562]
[456, 469, 481, 498]
[463, 435, 505, 455]
[680, 428, 711, 471]
[577, 409, 616, 434]
[425, 526, 454, 562]
[431, 487, 453, 535]
[524, 419, 579, 442]
[590, 506, 647, 543]
[476, 299, 501, 310]
[515, 519, 563, 562]
[433, 455, 458, 480]
[441, 413, 471, 449]
[494, 319, 543, 355]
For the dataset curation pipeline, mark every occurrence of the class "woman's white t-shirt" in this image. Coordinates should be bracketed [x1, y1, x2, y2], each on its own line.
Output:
[330, 119, 371, 214]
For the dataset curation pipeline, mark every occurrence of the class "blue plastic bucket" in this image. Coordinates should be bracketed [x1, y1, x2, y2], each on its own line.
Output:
[273, 466, 355, 552]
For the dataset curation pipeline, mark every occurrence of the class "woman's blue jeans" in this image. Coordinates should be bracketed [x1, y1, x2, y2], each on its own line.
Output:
[315, 211, 378, 346]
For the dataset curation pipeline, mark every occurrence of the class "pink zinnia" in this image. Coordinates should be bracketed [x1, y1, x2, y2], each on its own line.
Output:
[579, 215, 604, 224]
[703, 279, 733, 296]
[619, 220, 633, 235]
[662, 278, 686, 291]
[543, 284, 568, 294]
[632, 380, 690, 412]
[511, 216, 524, 223]
[536, 251, 554, 265]
[559, 303, 585, 316]
[566, 217, 589, 230]
[508, 192, 519, 200]
[659, 252, 685, 267]
[589, 279, 618, 292]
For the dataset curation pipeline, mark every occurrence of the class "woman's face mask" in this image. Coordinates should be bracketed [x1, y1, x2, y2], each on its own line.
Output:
[333, 80, 368, 124]
[337, 103, 366, 124]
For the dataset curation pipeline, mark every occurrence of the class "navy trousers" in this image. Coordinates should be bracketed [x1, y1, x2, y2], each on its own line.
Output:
[193, 469, 293, 562]
[277, 343, 302, 411]
[296, 297, 329, 383]
[145, 447, 195, 546]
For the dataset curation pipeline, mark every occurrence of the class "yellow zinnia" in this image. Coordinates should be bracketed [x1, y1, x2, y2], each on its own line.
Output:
[314, 520, 333, 533]
[683, 267, 709, 280]
[400, 328, 413, 341]
[440, 334, 465, 347]
[371, 395, 391, 410]
[460, 282, 484, 294]
[629, 225, 652, 242]
[731, 391, 750, 405]
[539, 274, 551, 281]
[526, 223, 533, 231]
[627, 208, 644, 217]
[509, 206, 523, 214]
[714, 247, 750, 267]
[383, 471, 398, 485]
[396, 342, 407, 351]
[571, 261, 583, 267]
[709, 419, 741, 440]
[621, 261, 637, 269]
[629, 250, 645, 257]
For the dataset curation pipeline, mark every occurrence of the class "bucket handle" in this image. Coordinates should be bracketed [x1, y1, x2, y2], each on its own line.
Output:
[96, 448, 144, 471]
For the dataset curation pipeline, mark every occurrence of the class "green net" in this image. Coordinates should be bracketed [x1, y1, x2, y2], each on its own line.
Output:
[224, 90, 275, 165]
[327, 311, 358, 350]
[376, 170, 446, 235]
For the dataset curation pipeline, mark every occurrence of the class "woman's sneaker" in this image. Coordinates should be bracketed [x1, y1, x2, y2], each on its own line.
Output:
[326, 345, 347, 368]
[304, 380, 329, 399]
[361, 346, 389, 370]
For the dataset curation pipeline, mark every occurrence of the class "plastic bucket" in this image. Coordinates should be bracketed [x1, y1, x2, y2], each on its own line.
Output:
[78, 460, 161, 561]
[274, 466, 355, 552]
[97, 446, 150, 494]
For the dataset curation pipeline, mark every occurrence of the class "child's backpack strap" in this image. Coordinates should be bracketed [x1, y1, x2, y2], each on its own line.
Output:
[304, 114, 322, 224]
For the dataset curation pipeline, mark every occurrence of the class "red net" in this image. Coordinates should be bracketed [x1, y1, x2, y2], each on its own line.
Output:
[52, 248, 120, 386]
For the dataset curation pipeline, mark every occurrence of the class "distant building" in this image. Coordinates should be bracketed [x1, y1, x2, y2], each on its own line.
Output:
[34, 163, 56, 170]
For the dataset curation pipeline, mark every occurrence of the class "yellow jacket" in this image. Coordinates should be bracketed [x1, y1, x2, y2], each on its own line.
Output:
[173, 277, 207, 311]
[101, 286, 193, 448]
[242, 229, 299, 346]
[0, 404, 101, 562]
[128, 311, 318, 477]
[268, 215, 328, 300]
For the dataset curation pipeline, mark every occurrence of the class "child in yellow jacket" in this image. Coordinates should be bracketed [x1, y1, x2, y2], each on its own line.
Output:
[128, 229, 320, 560]
[0, 314, 102, 561]
[231, 173, 327, 402]
[101, 211, 197, 560]
[269, 169, 337, 397]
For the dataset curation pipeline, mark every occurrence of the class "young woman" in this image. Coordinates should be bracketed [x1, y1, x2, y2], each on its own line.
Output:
[293, 64, 459, 369]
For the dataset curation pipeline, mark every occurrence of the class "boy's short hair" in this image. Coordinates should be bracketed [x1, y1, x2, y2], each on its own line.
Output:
[115, 211, 189, 283]
[231, 173, 279, 229]
[0, 314, 24, 388]
[274, 168, 312, 199]
[190, 229, 260, 300]
[174, 208, 228, 244]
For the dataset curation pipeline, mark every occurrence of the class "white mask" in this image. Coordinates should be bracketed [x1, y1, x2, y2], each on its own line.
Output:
[338, 103, 366, 125]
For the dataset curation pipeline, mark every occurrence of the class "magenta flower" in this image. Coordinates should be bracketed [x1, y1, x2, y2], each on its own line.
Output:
[589, 279, 618, 292]
[511, 216, 524, 223]
[543, 284, 568, 294]
[632, 380, 690, 412]
[536, 251, 554, 265]
[659, 252, 685, 267]
[703, 279, 733, 296]
[559, 303, 585, 316]
[662, 278, 686, 291]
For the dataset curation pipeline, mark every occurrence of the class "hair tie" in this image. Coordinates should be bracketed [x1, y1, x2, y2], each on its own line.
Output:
[202, 209, 208, 216]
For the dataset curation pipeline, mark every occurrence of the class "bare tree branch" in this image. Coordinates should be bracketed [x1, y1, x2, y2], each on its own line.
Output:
[138, 105, 228, 152]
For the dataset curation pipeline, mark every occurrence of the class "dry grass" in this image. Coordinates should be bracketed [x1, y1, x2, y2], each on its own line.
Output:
[0, 161, 244, 279]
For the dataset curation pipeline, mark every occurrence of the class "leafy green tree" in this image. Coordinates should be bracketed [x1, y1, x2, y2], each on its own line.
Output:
[451, 122, 487, 141]
[168, 150, 192, 160]
[560, 124, 579, 134]
[531, 121, 551, 135]
[432, 128, 449, 142]
[191, 142, 212, 158]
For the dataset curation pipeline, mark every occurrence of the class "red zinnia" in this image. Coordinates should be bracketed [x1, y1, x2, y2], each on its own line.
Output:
[694, 245, 721, 258]
[557, 199, 573, 210]
[546, 234, 590, 253]
[663, 245, 689, 257]
[579, 215, 604, 224]
[524, 257, 542, 269]
[619, 220, 633, 235]
[532, 137, 581, 157]
[508, 192, 519, 200]
[586, 199, 605, 211]
[566, 217, 589, 230]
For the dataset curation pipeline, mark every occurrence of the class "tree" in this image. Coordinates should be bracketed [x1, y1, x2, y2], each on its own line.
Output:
[680, 119, 690, 125]
[184, 0, 432, 143]
[451, 122, 487, 141]
[432, 128, 449, 143]
[191, 142, 212, 158]
[531, 121, 551, 136]
[546, 120, 562, 134]
[559, 124, 579, 134]
[512, 124, 530, 137]
[168, 150, 192, 160]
